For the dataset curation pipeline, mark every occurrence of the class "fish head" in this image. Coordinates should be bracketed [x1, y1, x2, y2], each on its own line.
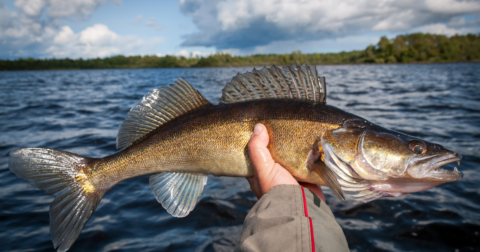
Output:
[320, 118, 462, 202]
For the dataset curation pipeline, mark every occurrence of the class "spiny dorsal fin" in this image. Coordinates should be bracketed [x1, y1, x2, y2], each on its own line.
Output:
[117, 78, 211, 149]
[220, 62, 326, 104]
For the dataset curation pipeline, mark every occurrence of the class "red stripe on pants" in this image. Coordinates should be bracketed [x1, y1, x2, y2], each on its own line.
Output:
[301, 186, 315, 252]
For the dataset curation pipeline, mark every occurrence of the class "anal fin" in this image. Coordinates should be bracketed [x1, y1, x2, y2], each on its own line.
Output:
[149, 172, 208, 218]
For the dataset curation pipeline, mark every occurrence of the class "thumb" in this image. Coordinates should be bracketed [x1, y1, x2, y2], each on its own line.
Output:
[251, 123, 269, 147]
[247, 124, 275, 176]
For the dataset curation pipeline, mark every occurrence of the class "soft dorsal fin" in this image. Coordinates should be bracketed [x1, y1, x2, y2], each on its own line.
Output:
[220, 62, 326, 104]
[117, 78, 211, 149]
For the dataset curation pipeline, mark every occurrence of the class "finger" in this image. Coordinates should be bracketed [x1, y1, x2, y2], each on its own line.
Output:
[245, 177, 262, 199]
[247, 124, 276, 177]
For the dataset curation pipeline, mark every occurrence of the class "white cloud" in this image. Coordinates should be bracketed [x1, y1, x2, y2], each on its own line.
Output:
[46, 24, 164, 58]
[0, 0, 166, 58]
[79, 24, 118, 45]
[448, 17, 466, 27]
[372, 9, 416, 31]
[53, 26, 76, 44]
[146, 17, 163, 31]
[133, 15, 142, 25]
[1, 0, 121, 58]
[156, 49, 212, 58]
[13, 0, 119, 18]
[175, 49, 211, 57]
[412, 23, 461, 36]
[14, 0, 46, 16]
[0, 4, 56, 57]
[180, 0, 480, 50]
[131, 15, 164, 31]
[175, 49, 190, 57]
[222, 34, 381, 55]
[46, 0, 120, 19]
[425, 0, 480, 14]
[191, 50, 212, 57]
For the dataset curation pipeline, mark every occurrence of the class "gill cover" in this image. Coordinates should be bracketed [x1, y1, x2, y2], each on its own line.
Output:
[320, 119, 406, 202]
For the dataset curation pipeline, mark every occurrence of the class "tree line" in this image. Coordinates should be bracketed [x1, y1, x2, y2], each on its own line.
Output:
[1, 33, 479, 70]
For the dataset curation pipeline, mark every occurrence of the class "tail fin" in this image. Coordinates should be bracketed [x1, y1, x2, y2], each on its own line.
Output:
[9, 148, 104, 252]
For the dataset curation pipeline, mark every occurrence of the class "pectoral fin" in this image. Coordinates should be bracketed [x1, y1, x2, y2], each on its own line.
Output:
[306, 145, 345, 201]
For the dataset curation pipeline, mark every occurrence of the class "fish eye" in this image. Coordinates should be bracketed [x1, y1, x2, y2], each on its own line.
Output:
[409, 140, 426, 154]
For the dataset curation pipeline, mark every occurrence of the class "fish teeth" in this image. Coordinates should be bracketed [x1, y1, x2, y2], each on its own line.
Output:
[454, 167, 458, 172]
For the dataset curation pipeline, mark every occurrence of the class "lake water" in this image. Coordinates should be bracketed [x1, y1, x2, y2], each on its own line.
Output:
[1, 63, 479, 252]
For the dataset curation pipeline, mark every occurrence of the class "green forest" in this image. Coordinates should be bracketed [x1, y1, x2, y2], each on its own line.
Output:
[1, 33, 479, 70]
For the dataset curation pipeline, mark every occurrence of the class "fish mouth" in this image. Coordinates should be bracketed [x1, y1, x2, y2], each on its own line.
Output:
[408, 153, 463, 181]
[370, 155, 463, 195]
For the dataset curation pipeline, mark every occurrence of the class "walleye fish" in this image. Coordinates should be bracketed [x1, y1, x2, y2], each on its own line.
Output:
[9, 63, 462, 251]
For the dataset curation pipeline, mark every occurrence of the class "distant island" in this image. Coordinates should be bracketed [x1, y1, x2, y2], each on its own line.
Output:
[1, 33, 479, 70]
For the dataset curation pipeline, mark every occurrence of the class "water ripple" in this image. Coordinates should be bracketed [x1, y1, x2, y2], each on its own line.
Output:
[0, 63, 479, 251]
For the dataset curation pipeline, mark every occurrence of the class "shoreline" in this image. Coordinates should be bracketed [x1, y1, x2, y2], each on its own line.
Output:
[2, 32, 479, 71]
[1, 60, 479, 72]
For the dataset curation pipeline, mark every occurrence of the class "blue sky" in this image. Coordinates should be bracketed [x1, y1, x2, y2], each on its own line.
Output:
[1, 0, 479, 59]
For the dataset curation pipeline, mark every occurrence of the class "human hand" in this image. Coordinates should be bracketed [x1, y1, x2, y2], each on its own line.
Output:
[246, 123, 325, 202]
